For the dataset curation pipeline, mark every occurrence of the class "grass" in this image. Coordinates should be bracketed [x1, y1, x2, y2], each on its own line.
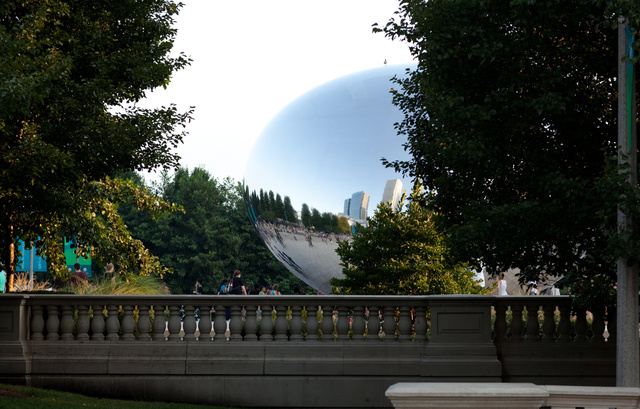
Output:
[12, 272, 168, 295]
[0, 383, 240, 409]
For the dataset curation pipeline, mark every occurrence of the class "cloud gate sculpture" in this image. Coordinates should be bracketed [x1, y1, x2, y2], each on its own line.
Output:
[245, 64, 416, 294]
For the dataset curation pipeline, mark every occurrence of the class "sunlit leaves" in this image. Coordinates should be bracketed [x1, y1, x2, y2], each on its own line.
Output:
[0, 1, 192, 277]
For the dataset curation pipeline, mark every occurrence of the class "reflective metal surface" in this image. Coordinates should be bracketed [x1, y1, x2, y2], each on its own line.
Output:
[245, 64, 415, 294]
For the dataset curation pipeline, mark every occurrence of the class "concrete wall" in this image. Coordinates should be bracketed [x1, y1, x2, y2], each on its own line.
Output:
[0, 294, 617, 408]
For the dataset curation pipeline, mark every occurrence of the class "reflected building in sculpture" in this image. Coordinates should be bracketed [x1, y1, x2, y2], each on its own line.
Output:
[343, 198, 351, 216]
[348, 191, 370, 221]
[382, 179, 403, 211]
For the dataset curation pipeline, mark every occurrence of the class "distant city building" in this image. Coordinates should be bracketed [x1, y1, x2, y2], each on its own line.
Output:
[382, 179, 403, 211]
[349, 191, 370, 220]
[344, 198, 351, 215]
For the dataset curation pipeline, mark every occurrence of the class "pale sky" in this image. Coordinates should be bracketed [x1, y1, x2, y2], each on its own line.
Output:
[141, 0, 414, 189]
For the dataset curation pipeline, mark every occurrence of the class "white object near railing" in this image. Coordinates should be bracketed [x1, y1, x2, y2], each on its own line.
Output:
[385, 383, 640, 409]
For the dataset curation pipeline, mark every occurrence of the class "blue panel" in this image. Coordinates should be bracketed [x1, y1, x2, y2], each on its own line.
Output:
[15, 241, 47, 272]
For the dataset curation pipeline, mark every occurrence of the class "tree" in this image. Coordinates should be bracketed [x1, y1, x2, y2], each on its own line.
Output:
[274, 194, 285, 220]
[331, 184, 489, 295]
[310, 208, 322, 230]
[377, 0, 640, 285]
[0, 1, 192, 281]
[122, 168, 313, 295]
[336, 215, 350, 234]
[300, 204, 312, 228]
[283, 196, 298, 223]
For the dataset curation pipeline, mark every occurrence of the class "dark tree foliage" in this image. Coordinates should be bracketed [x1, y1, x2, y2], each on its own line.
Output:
[246, 188, 299, 223]
[378, 0, 640, 283]
[121, 168, 312, 295]
[0, 1, 192, 277]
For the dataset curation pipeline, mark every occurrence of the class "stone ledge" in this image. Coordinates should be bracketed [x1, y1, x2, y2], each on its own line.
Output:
[385, 382, 640, 409]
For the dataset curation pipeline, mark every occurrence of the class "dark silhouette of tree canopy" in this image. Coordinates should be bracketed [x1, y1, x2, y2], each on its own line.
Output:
[378, 0, 640, 284]
[121, 168, 312, 295]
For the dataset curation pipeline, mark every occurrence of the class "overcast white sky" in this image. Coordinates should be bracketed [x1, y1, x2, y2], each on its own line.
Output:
[141, 0, 414, 186]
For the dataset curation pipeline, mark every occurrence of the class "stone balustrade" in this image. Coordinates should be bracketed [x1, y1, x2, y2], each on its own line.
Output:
[22, 294, 610, 343]
[25, 294, 430, 342]
[0, 294, 620, 408]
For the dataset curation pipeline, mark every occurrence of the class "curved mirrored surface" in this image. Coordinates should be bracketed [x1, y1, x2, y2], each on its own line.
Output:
[245, 64, 416, 294]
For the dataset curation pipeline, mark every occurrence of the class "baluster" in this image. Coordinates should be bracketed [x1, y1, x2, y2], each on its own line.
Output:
[167, 305, 181, 341]
[60, 305, 75, 341]
[557, 304, 572, 342]
[151, 305, 166, 341]
[31, 305, 45, 341]
[259, 305, 273, 341]
[335, 306, 349, 341]
[510, 304, 524, 342]
[382, 306, 396, 341]
[229, 305, 243, 341]
[244, 304, 258, 341]
[351, 306, 366, 341]
[212, 305, 225, 341]
[368, 307, 381, 341]
[289, 305, 303, 341]
[413, 305, 427, 342]
[105, 305, 120, 341]
[541, 305, 557, 343]
[426, 306, 431, 341]
[606, 307, 616, 343]
[524, 306, 540, 342]
[305, 306, 319, 341]
[273, 305, 288, 341]
[493, 304, 507, 343]
[121, 305, 136, 341]
[183, 304, 197, 341]
[91, 305, 106, 341]
[198, 306, 212, 341]
[46, 305, 60, 341]
[591, 309, 606, 343]
[573, 310, 588, 342]
[76, 305, 90, 341]
[321, 306, 335, 341]
[194, 307, 201, 341]
[397, 305, 412, 341]
[137, 305, 151, 341]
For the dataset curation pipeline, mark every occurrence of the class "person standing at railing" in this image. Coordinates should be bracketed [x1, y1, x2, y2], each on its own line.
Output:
[229, 270, 247, 295]
[498, 273, 508, 296]
[0, 262, 6, 293]
[193, 278, 203, 295]
[217, 279, 229, 295]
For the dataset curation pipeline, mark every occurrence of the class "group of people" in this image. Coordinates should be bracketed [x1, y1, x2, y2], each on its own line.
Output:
[497, 273, 541, 296]
[193, 270, 282, 296]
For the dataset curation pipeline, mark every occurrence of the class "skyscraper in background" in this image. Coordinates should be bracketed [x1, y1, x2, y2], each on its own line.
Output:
[344, 198, 351, 215]
[349, 191, 370, 220]
[382, 179, 403, 211]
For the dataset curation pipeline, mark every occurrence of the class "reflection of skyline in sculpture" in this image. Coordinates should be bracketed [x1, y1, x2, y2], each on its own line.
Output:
[348, 191, 370, 220]
[244, 64, 415, 216]
[245, 64, 416, 293]
[382, 179, 403, 211]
